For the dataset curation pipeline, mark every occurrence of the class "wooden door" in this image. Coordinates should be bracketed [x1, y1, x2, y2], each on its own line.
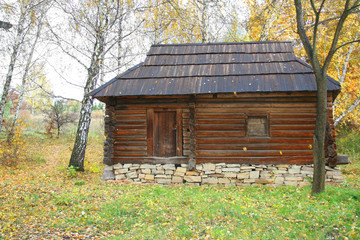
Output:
[154, 111, 177, 157]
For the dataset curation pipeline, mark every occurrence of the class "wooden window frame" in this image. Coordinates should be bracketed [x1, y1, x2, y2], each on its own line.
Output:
[245, 113, 270, 137]
[147, 108, 183, 157]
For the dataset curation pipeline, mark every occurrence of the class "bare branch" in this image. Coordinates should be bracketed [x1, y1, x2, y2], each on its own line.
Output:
[334, 98, 360, 126]
[335, 39, 360, 52]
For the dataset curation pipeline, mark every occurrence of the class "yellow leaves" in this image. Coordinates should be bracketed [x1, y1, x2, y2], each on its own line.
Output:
[279, 151, 283, 155]
[243, 147, 247, 151]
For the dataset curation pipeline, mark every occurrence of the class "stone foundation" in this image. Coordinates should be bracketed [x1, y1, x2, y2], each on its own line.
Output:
[102, 163, 343, 186]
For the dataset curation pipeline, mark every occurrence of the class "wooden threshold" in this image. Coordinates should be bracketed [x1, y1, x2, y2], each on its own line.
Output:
[142, 156, 189, 164]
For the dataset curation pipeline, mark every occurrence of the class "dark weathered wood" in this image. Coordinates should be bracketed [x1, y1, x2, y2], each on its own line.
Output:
[196, 150, 313, 157]
[197, 143, 312, 150]
[113, 156, 189, 164]
[176, 108, 183, 156]
[197, 119, 246, 124]
[101, 92, 340, 165]
[196, 156, 313, 164]
[197, 131, 246, 137]
[146, 108, 154, 156]
[188, 102, 196, 170]
[196, 138, 313, 144]
[103, 104, 115, 165]
[335, 155, 349, 165]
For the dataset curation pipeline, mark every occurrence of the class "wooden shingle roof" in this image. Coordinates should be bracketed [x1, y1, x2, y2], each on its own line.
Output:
[90, 41, 340, 98]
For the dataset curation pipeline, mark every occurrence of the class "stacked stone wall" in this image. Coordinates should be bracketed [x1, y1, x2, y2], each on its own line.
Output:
[102, 163, 343, 186]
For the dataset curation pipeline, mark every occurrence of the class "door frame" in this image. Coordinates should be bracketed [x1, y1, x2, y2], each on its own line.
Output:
[147, 108, 183, 157]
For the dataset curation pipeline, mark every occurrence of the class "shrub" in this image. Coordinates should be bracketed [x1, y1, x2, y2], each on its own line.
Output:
[0, 120, 26, 167]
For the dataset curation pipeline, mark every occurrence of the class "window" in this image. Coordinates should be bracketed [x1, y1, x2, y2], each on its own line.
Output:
[247, 116, 268, 137]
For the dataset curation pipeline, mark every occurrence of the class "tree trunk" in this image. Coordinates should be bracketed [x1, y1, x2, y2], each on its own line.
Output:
[312, 72, 328, 194]
[8, 18, 43, 141]
[57, 125, 60, 138]
[69, 35, 104, 171]
[0, 13, 25, 132]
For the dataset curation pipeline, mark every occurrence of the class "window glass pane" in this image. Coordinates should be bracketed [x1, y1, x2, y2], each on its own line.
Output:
[247, 116, 267, 136]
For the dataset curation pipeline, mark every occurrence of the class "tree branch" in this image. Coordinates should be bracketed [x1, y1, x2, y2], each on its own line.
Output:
[323, 0, 352, 72]
[334, 98, 360, 126]
[335, 39, 360, 52]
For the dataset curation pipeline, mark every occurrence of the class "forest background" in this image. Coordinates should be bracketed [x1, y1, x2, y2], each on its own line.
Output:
[0, 0, 360, 238]
[1, 0, 359, 140]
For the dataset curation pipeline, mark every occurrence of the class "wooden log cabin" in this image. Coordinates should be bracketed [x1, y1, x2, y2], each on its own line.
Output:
[90, 41, 342, 183]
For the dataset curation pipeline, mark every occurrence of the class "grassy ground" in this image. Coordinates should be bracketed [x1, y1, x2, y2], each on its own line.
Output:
[0, 119, 359, 239]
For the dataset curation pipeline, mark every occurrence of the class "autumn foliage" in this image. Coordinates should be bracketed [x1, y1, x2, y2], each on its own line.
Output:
[245, 0, 360, 129]
[0, 120, 26, 167]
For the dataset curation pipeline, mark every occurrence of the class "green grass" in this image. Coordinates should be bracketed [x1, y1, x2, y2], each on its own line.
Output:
[338, 130, 360, 167]
[0, 122, 359, 239]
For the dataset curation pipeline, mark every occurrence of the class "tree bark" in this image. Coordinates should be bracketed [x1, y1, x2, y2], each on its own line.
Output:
[294, 0, 359, 194]
[69, 33, 104, 171]
[8, 17, 44, 141]
[312, 72, 327, 193]
[0, 12, 26, 132]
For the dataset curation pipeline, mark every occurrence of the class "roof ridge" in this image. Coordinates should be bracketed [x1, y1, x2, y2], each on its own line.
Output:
[151, 41, 293, 47]
[143, 59, 300, 67]
[117, 72, 317, 80]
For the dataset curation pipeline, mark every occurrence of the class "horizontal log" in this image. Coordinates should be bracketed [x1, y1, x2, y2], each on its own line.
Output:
[142, 95, 190, 99]
[196, 103, 317, 108]
[116, 125, 146, 130]
[115, 130, 146, 136]
[270, 125, 315, 131]
[115, 115, 146, 120]
[182, 112, 190, 118]
[195, 97, 318, 103]
[195, 156, 313, 164]
[113, 152, 147, 157]
[115, 103, 188, 109]
[114, 141, 147, 146]
[196, 150, 313, 157]
[270, 113, 316, 118]
[114, 136, 147, 141]
[115, 120, 146, 125]
[197, 131, 246, 137]
[196, 138, 313, 144]
[114, 110, 146, 114]
[197, 143, 312, 150]
[197, 119, 246, 124]
[197, 125, 246, 131]
[196, 113, 246, 119]
[196, 108, 317, 113]
[270, 119, 316, 124]
[114, 146, 147, 151]
[113, 157, 189, 164]
[271, 131, 313, 138]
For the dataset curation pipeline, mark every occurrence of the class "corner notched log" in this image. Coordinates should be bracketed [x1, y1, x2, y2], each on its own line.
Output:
[103, 102, 115, 165]
[188, 101, 196, 170]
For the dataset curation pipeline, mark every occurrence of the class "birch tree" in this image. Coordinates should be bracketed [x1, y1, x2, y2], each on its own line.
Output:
[0, 0, 47, 132]
[51, 0, 137, 171]
[294, 0, 360, 194]
[8, 5, 48, 141]
[142, 0, 234, 44]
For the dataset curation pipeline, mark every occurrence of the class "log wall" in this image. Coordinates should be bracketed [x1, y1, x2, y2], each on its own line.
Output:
[103, 92, 336, 165]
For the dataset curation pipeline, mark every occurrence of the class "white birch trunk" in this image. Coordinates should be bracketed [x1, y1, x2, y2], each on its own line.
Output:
[0, 12, 26, 132]
[69, 31, 105, 171]
[8, 18, 43, 141]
